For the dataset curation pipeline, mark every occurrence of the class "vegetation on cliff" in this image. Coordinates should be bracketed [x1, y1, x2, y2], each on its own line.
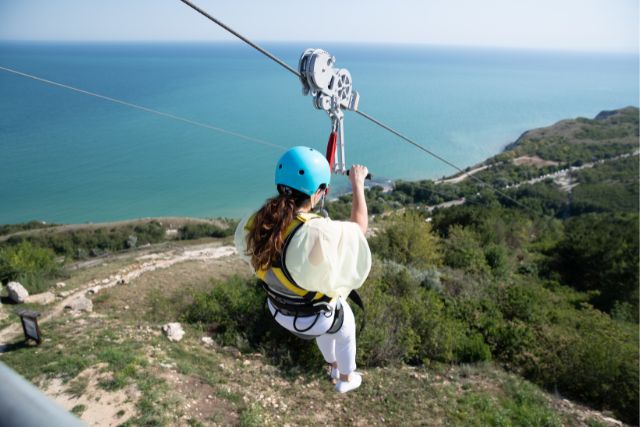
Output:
[1, 107, 638, 424]
[189, 107, 640, 423]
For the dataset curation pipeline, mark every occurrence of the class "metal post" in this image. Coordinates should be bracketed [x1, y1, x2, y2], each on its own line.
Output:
[0, 362, 87, 427]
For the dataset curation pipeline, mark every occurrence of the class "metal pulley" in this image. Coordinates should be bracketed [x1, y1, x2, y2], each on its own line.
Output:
[298, 48, 360, 176]
[299, 49, 359, 114]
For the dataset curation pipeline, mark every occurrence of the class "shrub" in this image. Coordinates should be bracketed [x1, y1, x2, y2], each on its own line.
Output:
[0, 221, 57, 237]
[0, 219, 237, 261]
[185, 265, 490, 370]
[357, 262, 467, 365]
[0, 240, 61, 293]
[445, 278, 639, 424]
[178, 222, 234, 240]
[570, 155, 639, 215]
[521, 305, 639, 425]
[182, 269, 638, 423]
[443, 225, 489, 275]
[325, 194, 353, 220]
[183, 276, 323, 368]
[369, 210, 441, 268]
[483, 243, 512, 278]
[1, 221, 168, 260]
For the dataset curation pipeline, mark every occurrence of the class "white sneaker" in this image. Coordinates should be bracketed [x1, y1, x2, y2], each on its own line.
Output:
[335, 372, 362, 393]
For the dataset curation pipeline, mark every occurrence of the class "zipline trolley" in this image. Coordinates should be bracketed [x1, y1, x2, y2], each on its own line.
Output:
[298, 49, 360, 176]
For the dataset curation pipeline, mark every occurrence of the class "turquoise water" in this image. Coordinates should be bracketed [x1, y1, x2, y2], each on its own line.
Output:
[0, 42, 638, 224]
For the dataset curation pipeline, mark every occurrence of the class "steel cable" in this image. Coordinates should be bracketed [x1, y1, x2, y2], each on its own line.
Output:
[354, 110, 535, 211]
[179, 0, 301, 78]
[177, 0, 539, 212]
[0, 65, 286, 150]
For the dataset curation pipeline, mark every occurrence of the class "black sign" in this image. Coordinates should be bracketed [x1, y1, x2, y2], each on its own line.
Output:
[17, 310, 42, 345]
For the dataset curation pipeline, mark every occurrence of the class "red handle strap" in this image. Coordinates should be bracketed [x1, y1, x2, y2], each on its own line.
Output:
[324, 131, 338, 195]
[326, 131, 337, 171]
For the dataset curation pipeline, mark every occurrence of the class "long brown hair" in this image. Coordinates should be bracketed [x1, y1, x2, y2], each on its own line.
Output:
[246, 185, 311, 270]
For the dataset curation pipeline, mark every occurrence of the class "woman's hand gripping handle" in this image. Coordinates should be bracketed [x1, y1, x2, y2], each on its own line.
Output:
[345, 169, 372, 180]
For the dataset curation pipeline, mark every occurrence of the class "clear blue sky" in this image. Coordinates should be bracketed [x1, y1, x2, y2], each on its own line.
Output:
[0, 0, 638, 53]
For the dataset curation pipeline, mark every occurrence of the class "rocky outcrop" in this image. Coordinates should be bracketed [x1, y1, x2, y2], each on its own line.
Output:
[7, 282, 29, 303]
[64, 295, 93, 313]
[25, 291, 56, 305]
[162, 322, 185, 342]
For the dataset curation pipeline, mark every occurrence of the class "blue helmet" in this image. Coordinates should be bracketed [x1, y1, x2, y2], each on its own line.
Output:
[275, 146, 331, 196]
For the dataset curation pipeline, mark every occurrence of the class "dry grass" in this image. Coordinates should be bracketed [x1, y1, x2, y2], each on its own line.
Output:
[512, 156, 560, 168]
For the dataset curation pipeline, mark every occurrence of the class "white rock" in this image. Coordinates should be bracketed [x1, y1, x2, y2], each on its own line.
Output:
[58, 290, 71, 298]
[64, 295, 93, 313]
[201, 336, 214, 346]
[7, 282, 29, 303]
[55, 282, 66, 288]
[601, 417, 623, 426]
[87, 286, 102, 295]
[25, 291, 55, 305]
[101, 279, 110, 284]
[162, 322, 185, 342]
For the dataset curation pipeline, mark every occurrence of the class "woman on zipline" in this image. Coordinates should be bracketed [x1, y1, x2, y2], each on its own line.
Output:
[235, 146, 371, 393]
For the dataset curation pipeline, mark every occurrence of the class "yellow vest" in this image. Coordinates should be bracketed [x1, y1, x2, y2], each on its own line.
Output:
[249, 212, 331, 303]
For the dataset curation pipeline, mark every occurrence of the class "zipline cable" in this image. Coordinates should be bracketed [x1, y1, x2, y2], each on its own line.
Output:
[0, 65, 286, 150]
[354, 110, 531, 208]
[355, 109, 466, 175]
[178, 0, 301, 78]
[177, 0, 539, 212]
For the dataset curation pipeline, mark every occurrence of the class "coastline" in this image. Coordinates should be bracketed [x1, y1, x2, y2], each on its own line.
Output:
[2, 106, 638, 227]
[2, 40, 638, 225]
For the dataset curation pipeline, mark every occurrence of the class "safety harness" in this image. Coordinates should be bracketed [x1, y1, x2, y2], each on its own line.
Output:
[250, 212, 364, 339]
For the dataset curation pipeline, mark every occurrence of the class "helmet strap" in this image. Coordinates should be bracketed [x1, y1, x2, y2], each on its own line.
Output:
[317, 193, 329, 218]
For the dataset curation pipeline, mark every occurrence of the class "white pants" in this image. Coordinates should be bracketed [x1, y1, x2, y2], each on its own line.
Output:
[268, 297, 357, 375]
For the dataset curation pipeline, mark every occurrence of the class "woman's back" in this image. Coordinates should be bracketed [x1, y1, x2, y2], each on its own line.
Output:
[235, 145, 370, 393]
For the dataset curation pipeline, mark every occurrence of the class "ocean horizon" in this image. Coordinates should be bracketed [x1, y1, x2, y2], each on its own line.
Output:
[1, 41, 638, 224]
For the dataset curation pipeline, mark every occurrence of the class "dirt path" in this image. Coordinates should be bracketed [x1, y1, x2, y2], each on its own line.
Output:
[436, 165, 491, 184]
[436, 150, 638, 187]
[0, 243, 236, 347]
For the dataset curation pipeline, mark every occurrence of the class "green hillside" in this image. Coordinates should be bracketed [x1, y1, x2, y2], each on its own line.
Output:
[0, 107, 638, 426]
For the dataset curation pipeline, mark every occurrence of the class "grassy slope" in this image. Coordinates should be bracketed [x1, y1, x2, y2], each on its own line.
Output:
[0, 239, 626, 426]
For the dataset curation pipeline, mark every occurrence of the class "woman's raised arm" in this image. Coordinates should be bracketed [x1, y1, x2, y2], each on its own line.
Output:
[349, 164, 369, 235]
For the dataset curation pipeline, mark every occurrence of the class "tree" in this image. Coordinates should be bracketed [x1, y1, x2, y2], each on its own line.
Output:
[553, 213, 639, 319]
[369, 210, 441, 268]
[443, 225, 490, 275]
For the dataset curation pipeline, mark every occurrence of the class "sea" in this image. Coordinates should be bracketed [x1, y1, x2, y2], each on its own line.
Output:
[0, 42, 638, 224]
